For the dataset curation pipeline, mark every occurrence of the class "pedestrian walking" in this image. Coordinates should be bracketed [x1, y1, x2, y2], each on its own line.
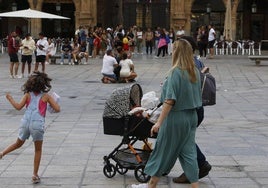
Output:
[0, 71, 60, 184]
[132, 39, 202, 188]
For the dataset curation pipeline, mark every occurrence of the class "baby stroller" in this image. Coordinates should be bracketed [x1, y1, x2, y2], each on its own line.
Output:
[103, 83, 157, 183]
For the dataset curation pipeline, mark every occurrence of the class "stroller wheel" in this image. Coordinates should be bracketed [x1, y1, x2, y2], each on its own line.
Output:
[134, 165, 151, 183]
[116, 163, 128, 175]
[103, 164, 116, 178]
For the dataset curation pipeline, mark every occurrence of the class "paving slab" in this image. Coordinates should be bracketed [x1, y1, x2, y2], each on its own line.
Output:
[0, 52, 267, 188]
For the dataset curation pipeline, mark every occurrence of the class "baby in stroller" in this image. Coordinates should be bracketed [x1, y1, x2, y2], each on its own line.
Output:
[102, 84, 161, 183]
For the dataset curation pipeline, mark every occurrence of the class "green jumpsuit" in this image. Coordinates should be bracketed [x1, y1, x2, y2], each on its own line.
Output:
[144, 67, 202, 183]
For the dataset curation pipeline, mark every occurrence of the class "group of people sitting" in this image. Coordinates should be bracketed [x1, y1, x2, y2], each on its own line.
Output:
[57, 39, 89, 65]
[101, 47, 137, 83]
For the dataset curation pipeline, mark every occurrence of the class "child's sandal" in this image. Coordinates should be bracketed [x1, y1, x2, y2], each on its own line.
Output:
[32, 175, 40, 184]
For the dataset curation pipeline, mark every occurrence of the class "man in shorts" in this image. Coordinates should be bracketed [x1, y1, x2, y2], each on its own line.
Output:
[20, 33, 36, 77]
[208, 24, 216, 59]
[35, 32, 48, 73]
[7, 31, 20, 78]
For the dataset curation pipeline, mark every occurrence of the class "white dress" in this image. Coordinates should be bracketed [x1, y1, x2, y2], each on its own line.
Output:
[119, 59, 133, 77]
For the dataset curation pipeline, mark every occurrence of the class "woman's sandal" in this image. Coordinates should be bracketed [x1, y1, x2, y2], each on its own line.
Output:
[32, 175, 41, 184]
[0, 152, 3, 159]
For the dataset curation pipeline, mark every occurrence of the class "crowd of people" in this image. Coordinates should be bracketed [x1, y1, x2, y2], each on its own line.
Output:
[6, 23, 216, 81]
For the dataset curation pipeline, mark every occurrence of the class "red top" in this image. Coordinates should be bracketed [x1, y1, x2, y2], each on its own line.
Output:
[7, 36, 19, 54]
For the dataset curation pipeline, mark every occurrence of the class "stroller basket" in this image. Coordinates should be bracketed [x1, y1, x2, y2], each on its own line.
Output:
[115, 148, 150, 168]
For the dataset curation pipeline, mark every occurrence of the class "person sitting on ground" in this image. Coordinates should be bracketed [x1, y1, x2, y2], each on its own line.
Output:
[77, 41, 89, 64]
[60, 39, 72, 65]
[119, 52, 137, 83]
[101, 49, 118, 83]
[45, 38, 55, 64]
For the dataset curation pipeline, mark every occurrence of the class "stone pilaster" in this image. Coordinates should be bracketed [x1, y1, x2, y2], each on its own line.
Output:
[75, 0, 96, 28]
[170, 0, 187, 32]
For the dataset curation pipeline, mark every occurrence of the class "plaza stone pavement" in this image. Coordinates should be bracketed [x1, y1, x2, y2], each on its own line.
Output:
[0, 52, 267, 188]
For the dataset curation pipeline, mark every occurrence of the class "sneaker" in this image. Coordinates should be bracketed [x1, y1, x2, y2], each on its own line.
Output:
[32, 175, 40, 184]
[131, 184, 148, 188]
[9, 75, 14, 79]
[60, 62, 64, 65]
[154, 56, 159, 58]
[15, 75, 22, 79]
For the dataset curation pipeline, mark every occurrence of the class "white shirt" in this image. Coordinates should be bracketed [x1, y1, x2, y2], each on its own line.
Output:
[208, 28, 216, 41]
[176, 30, 185, 38]
[137, 31, 143, 39]
[119, 59, 133, 77]
[101, 54, 117, 75]
[20, 37, 36, 55]
[36, 38, 49, 56]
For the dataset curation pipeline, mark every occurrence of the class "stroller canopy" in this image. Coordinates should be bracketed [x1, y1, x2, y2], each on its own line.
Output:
[103, 83, 143, 118]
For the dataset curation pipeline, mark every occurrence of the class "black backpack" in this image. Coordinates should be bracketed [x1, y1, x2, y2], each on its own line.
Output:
[201, 71, 216, 106]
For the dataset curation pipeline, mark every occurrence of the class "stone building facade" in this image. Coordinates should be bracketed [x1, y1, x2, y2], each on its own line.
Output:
[1, 0, 267, 41]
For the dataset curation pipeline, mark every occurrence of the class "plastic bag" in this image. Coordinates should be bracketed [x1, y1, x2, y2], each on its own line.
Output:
[47, 92, 60, 113]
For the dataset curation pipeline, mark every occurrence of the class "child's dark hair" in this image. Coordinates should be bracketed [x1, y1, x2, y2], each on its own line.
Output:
[122, 52, 128, 60]
[22, 71, 52, 93]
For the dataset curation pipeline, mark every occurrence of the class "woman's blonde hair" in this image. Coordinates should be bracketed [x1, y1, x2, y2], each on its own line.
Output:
[171, 39, 197, 83]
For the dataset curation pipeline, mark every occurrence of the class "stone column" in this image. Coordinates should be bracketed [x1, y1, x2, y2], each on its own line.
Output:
[29, 0, 43, 38]
[75, 0, 96, 28]
[171, 0, 187, 32]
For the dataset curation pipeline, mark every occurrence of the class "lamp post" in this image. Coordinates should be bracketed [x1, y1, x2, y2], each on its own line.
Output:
[56, 3, 61, 12]
[55, 3, 61, 36]
[12, 2, 17, 11]
[206, 3, 211, 25]
[251, 0, 257, 13]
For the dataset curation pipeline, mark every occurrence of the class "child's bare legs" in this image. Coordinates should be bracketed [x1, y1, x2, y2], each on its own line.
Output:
[33, 140, 43, 177]
[1, 138, 25, 157]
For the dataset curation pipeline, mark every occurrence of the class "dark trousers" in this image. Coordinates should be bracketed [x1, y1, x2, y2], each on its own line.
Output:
[198, 42, 207, 57]
[196, 106, 206, 167]
[157, 45, 166, 57]
[196, 144, 206, 167]
[146, 40, 153, 54]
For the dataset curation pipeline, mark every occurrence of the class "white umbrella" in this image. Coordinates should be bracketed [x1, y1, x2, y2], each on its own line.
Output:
[0, 8, 69, 19]
[0, 8, 70, 34]
[223, 0, 232, 41]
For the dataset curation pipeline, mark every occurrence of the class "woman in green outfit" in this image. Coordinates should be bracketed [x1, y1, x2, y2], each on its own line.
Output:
[132, 39, 202, 188]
